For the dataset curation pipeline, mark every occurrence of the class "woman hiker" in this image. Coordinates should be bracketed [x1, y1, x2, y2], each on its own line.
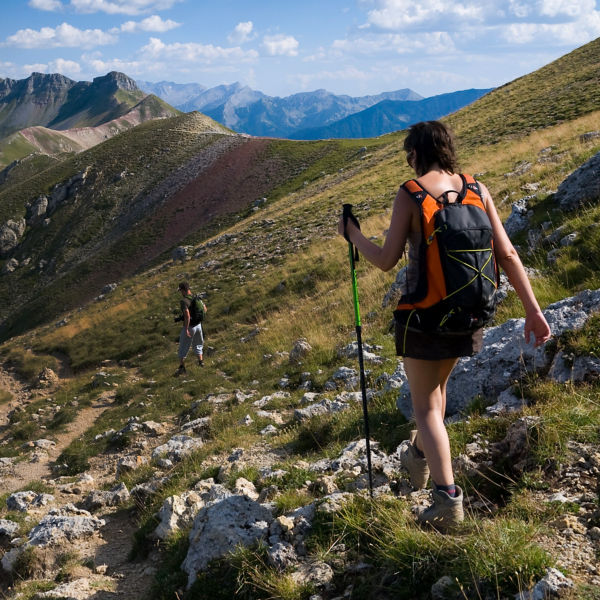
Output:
[338, 120, 551, 530]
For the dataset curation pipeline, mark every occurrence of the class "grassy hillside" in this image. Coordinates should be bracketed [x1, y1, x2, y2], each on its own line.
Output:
[448, 37, 600, 146]
[0, 112, 391, 340]
[1, 38, 600, 600]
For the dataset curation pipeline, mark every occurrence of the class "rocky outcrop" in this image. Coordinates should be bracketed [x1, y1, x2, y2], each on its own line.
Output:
[46, 168, 90, 215]
[396, 289, 600, 417]
[554, 151, 600, 211]
[0, 218, 26, 257]
[182, 495, 274, 588]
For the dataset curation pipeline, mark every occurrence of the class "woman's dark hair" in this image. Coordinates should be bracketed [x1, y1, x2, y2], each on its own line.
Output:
[403, 121, 458, 176]
[178, 281, 190, 291]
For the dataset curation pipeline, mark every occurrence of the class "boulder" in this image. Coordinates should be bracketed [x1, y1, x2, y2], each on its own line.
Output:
[38, 367, 59, 387]
[142, 420, 167, 436]
[554, 151, 600, 211]
[504, 198, 531, 239]
[382, 266, 408, 308]
[516, 567, 574, 599]
[0, 219, 26, 257]
[2, 258, 18, 273]
[83, 483, 130, 511]
[26, 195, 48, 224]
[289, 338, 312, 363]
[0, 519, 19, 538]
[267, 541, 297, 570]
[294, 398, 349, 422]
[34, 577, 92, 599]
[28, 507, 105, 547]
[182, 495, 273, 588]
[152, 435, 203, 463]
[7, 491, 54, 512]
[154, 491, 205, 540]
[290, 561, 334, 589]
[116, 455, 148, 478]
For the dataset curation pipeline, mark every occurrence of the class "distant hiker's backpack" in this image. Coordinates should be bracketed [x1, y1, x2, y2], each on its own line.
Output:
[394, 174, 499, 334]
[189, 295, 206, 326]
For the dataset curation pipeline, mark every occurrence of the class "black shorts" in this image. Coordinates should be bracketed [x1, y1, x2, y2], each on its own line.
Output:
[395, 322, 483, 360]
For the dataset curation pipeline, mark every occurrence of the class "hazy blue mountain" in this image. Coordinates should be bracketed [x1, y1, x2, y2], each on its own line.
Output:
[203, 87, 424, 137]
[0, 71, 147, 139]
[137, 80, 424, 138]
[136, 80, 206, 107]
[288, 88, 494, 140]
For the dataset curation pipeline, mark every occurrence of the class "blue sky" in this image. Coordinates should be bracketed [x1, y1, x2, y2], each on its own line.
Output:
[1, 0, 599, 98]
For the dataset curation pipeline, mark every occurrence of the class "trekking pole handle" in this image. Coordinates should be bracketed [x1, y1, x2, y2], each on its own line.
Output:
[342, 204, 360, 262]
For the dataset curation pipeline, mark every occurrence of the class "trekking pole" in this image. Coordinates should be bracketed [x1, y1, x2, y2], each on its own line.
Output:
[342, 204, 374, 497]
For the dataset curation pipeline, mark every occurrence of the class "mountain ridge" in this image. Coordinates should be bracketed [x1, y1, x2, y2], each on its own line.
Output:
[0, 71, 147, 140]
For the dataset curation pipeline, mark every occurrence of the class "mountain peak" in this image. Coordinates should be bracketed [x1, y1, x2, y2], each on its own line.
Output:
[92, 71, 139, 93]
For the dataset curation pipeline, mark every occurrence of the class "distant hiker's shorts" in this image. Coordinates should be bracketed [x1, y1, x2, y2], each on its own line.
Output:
[395, 324, 483, 360]
[178, 323, 204, 360]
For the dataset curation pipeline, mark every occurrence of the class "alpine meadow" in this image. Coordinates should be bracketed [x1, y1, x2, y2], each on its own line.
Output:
[0, 35, 600, 600]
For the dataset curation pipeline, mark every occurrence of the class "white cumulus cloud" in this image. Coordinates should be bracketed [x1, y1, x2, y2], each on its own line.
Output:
[28, 0, 64, 11]
[140, 37, 258, 63]
[262, 34, 299, 56]
[228, 21, 254, 44]
[84, 55, 144, 74]
[502, 16, 600, 45]
[365, 0, 484, 30]
[363, 0, 600, 31]
[118, 15, 181, 33]
[51, 58, 82, 74]
[332, 31, 455, 56]
[5, 22, 117, 49]
[70, 0, 181, 15]
[291, 65, 371, 90]
[539, 0, 596, 19]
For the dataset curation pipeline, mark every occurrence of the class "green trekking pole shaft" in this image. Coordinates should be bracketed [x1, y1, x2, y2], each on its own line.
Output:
[348, 244, 362, 327]
[343, 205, 374, 497]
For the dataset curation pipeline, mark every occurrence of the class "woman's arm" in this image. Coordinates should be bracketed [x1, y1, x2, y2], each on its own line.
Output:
[480, 182, 551, 347]
[337, 188, 413, 272]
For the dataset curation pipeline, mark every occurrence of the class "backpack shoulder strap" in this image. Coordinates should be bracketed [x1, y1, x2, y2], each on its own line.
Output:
[460, 173, 483, 199]
[401, 179, 428, 206]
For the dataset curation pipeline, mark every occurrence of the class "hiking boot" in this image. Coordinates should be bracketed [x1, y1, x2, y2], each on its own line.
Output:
[174, 365, 187, 377]
[198, 359, 204, 367]
[418, 485, 464, 532]
[400, 430, 430, 489]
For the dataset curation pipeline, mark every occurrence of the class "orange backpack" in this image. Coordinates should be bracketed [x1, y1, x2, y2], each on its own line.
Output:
[395, 174, 499, 334]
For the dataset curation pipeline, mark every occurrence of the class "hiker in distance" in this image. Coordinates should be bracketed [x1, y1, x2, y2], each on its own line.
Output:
[338, 120, 551, 531]
[174, 281, 207, 377]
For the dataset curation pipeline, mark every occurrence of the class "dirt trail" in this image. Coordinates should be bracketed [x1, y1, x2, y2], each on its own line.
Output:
[0, 392, 114, 494]
[0, 362, 159, 599]
[0, 364, 30, 429]
[0, 362, 113, 493]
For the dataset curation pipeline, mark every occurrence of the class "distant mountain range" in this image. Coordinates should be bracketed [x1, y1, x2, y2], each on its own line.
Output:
[0, 71, 491, 170]
[137, 80, 492, 139]
[289, 89, 494, 140]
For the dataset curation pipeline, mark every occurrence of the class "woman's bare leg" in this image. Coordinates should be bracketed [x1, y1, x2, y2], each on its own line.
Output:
[404, 357, 458, 487]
